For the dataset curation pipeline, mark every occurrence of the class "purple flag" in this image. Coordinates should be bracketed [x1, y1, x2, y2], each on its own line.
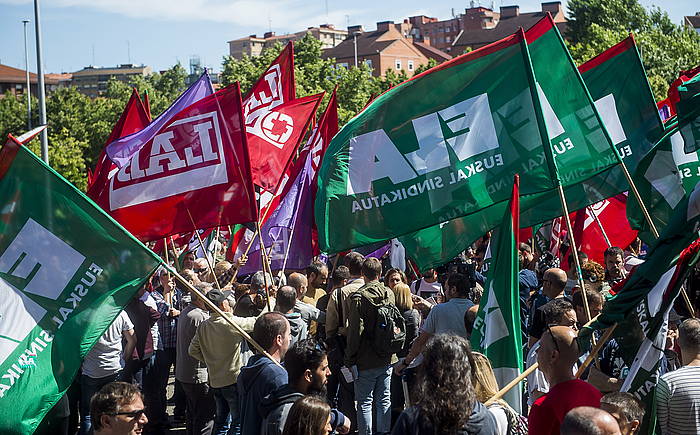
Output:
[366, 243, 390, 259]
[106, 71, 214, 168]
[239, 153, 314, 275]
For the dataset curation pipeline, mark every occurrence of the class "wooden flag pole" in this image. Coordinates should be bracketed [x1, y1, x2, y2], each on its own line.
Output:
[164, 263, 282, 368]
[169, 236, 182, 272]
[186, 210, 222, 291]
[556, 185, 593, 324]
[485, 362, 539, 407]
[575, 324, 617, 378]
[255, 220, 273, 312]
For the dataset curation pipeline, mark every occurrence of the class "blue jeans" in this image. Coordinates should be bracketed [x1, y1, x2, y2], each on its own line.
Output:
[354, 365, 392, 435]
[78, 371, 121, 435]
[212, 384, 239, 435]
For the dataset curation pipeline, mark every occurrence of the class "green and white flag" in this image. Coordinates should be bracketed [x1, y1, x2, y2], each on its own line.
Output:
[315, 31, 558, 253]
[583, 178, 700, 433]
[628, 74, 700, 242]
[0, 132, 161, 434]
[471, 175, 523, 413]
[401, 16, 637, 270]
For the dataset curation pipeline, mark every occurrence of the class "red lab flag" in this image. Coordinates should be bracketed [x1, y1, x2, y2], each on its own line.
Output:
[92, 83, 257, 241]
[572, 194, 638, 266]
[246, 93, 324, 192]
[307, 90, 339, 254]
[87, 88, 151, 194]
[243, 41, 296, 127]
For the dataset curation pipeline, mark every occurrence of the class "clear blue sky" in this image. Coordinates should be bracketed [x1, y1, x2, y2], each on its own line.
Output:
[0, 0, 696, 75]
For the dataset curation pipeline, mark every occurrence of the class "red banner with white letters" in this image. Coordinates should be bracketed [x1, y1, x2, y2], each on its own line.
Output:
[92, 84, 257, 241]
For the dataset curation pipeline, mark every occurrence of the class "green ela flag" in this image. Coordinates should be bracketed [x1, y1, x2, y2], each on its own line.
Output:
[628, 74, 700, 242]
[400, 16, 653, 270]
[470, 175, 523, 413]
[0, 134, 161, 434]
[315, 31, 558, 253]
[583, 178, 700, 434]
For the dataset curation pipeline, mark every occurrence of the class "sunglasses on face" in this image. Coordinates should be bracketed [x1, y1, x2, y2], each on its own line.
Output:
[109, 408, 147, 419]
[194, 268, 207, 273]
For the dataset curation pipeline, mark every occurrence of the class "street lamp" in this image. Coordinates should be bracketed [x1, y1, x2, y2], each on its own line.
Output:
[34, 0, 49, 164]
[353, 31, 362, 68]
[22, 19, 31, 130]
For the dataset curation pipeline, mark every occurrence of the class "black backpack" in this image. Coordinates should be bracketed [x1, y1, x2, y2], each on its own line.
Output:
[359, 287, 406, 358]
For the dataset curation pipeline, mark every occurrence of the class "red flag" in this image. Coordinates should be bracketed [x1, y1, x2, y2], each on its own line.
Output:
[666, 65, 700, 117]
[243, 42, 296, 126]
[246, 93, 323, 192]
[92, 83, 257, 241]
[87, 88, 151, 194]
[307, 90, 339, 254]
[571, 194, 638, 266]
[143, 89, 153, 121]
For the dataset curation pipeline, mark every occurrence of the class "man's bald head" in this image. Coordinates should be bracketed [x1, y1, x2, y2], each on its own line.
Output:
[543, 267, 568, 298]
[537, 325, 579, 383]
[561, 406, 621, 435]
[287, 273, 308, 300]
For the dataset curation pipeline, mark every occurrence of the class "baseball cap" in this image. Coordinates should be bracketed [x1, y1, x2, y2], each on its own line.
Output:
[206, 289, 233, 305]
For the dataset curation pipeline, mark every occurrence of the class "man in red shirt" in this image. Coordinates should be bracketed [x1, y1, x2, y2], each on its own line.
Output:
[529, 325, 602, 435]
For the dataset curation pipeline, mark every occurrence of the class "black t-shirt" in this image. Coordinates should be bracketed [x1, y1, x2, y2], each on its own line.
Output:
[528, 295, 573, 340]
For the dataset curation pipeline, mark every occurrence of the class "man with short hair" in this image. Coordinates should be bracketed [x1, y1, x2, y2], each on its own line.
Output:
[519, 242, 537, 271]
[176, 283, 214, 435]
[526, 298, 578, 406]
[527, 267, 569, 347]
[345, 257, 397, 435]
[238, 312, 291, 435]
[655, 318, 700, 434]
[260, 339, 350, 435]
[326, 252, 365, 339]
[90, 382, 148, 435]
[274, 285, 308, 346]
[305, 261, 329, 303]
[528, 326, 602, 435]
[189, 288, 257, 435]
[604, 247, 625, 288]
[182, 251, 196, 271]
[409, 268, 442, 300]
[600, 392, 644, 435]
[288, 272, 325, 330]
[560, 406, 621, 435]
[572, 289, 603, 326]
[79, 311, 136, 435]
[398, 272, 475, 373]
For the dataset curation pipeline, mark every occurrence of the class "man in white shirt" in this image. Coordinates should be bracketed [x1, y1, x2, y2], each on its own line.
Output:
[79, 310, 136, 435]
[409, 268, 442, 300]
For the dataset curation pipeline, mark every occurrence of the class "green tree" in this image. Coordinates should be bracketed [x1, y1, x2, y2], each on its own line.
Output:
[567, 0, 700, 98]
[413, 58, 438, 75]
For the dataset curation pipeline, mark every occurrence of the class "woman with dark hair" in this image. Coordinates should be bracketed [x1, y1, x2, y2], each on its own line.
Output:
[392, 334, 498, 435]
[384, 268, 408, 290]
[282, 395, 332, 435]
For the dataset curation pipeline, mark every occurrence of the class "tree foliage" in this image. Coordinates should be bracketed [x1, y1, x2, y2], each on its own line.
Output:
[567, 0, 700, 98]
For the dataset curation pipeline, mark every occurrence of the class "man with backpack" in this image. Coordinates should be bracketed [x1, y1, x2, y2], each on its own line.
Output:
[345, 257, 406, 435]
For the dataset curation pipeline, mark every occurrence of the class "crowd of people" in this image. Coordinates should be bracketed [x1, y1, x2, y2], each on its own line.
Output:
[33, 238, 700, 435]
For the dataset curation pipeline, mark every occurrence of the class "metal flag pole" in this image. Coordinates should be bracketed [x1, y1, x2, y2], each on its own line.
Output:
[22, 19, 31, 130]
[33, 0, 48, 163]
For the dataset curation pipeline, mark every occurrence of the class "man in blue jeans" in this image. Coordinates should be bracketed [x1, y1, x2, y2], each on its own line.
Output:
[189, 288, 257, 435]
[345, 258, 397, 435]
[79, 310, 136, 435]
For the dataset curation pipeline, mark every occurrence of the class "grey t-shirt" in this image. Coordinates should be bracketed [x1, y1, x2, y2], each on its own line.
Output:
[176, 305, 210, 383]
[82, 311, 133, 379]
[420, 297, 474, 337]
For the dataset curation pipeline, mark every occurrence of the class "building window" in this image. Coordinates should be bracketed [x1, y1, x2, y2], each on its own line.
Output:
[408, 60, 414, 71]
[337, 62, 349, 69]
[364, 59, 373, 68]
[446, 36, 451, 42]
[395, 60, 402, 70]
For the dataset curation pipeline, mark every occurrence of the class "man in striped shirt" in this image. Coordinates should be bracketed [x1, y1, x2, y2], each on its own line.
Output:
[656, 318, 700, 434]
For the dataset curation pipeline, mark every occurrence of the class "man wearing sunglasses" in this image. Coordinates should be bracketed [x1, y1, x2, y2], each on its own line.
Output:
[529, 325, 602, 435]
[90, 382, 148, 435]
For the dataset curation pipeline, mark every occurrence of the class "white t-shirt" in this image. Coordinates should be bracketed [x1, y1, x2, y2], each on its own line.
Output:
[410, 279, 442, 299]
[487, 404, 508, 435]
[82, 311, 134, 379]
